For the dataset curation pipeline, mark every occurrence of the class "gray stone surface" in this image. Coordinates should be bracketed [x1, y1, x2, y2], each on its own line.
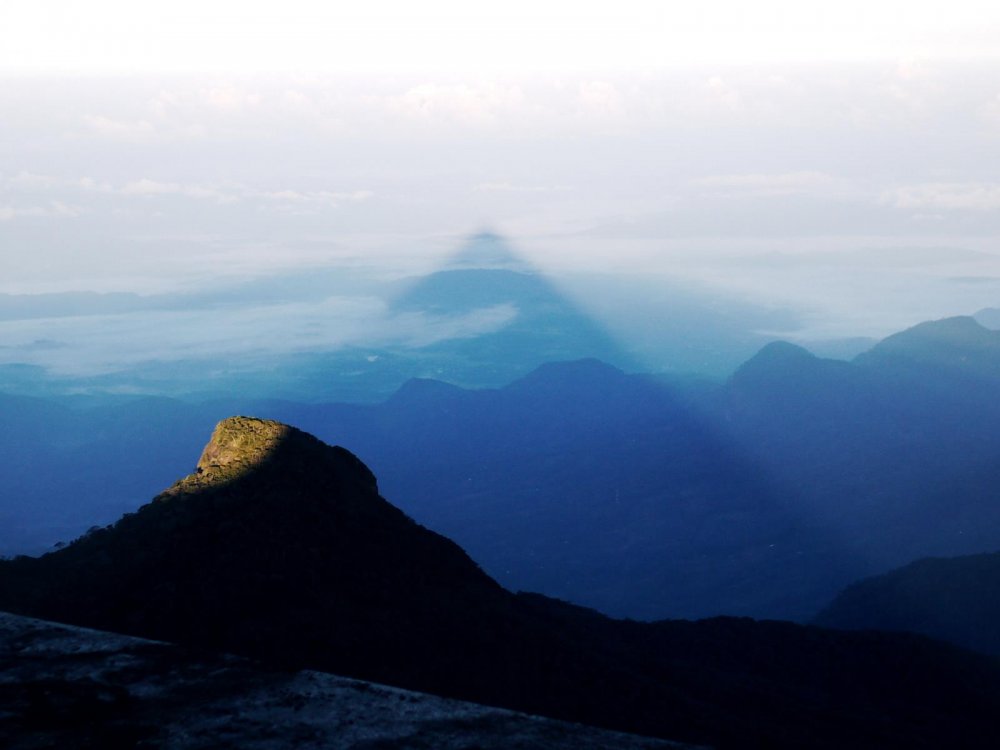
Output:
[0, 611, 698, 749]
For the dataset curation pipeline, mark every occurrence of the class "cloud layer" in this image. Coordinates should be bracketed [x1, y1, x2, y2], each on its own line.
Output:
[2, 64, 1000, 343]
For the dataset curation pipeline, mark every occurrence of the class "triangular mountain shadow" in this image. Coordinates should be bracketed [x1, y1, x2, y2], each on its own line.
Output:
[389, 231, 639, 384]
[438, 230, 534, 271]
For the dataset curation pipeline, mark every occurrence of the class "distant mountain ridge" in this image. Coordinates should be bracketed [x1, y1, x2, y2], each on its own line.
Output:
[4, 417, 1000, 749]
[854, 315, 1000, 382]
[815, 550, 1000, 656]
[974, 307, 1000, 329]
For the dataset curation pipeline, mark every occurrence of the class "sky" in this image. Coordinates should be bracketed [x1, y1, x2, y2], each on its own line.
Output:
[5, 2, 1000, 73]
[2, 2, 1000, 372]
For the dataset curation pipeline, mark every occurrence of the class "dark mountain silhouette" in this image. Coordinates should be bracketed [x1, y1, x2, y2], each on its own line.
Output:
[4, 417, 1000, 749]
[815, 550, 1000, 656]
[0, 417, 515, 693]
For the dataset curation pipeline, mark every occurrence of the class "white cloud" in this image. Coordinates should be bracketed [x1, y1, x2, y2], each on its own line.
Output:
[577, 80, 626, 119]
[706, 76, 742, 111]
[0, 201, 84, 221]
[383, 83, 526, 126]
[884, 182, 1000, 211]
[7, 172, 64, 190]
[201, 86, 262, 111]
[0, 295, 519, 375]
[255, 189, 373, 206]
[5, 172, 113, 193]
[3, 172, 372, 210]
[387, 304, 519, 348]
[83, 110, 210, 142]
[83, 114, 157, 141]
[281, 89, 312, 109]
[981, 93, 1000, 125]
[120, 179, 235, 203]
[147, 89, 181, 118]
[252, 188, 374, 216]
[77, 177, 115, 193]
[695, 171, 840, 196]
[474, 182, 571, 194]
[47, 201, 83, 217]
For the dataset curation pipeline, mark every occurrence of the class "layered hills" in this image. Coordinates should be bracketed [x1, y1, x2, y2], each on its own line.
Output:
[3, 418, 1000, 748]
[262, 318, 1000, 620]
[6, 315, 1000, 624]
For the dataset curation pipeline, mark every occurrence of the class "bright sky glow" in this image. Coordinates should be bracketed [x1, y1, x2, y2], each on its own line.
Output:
[3, 1, 1000, 74]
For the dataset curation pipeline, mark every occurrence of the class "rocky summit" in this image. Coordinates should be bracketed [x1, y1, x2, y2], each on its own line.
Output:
[194, 416, 295, 480]
[156, 415, 377, 499]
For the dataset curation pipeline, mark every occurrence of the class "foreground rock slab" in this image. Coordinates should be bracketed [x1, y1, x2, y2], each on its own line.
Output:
[0, 611, 691, 750]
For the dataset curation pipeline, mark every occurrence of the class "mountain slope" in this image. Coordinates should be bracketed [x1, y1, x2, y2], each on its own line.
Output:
[975, 307, 1000, 330]
[720, 319, 1000, 588]
[277, 360, 816, 621]
[4, 418, 1000, 748]
[815, 550, 1000, 656]
[854, 316, 1000, 384]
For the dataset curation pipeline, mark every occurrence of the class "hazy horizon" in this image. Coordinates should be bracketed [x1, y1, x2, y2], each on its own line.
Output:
[3, 3, 1000, 383]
